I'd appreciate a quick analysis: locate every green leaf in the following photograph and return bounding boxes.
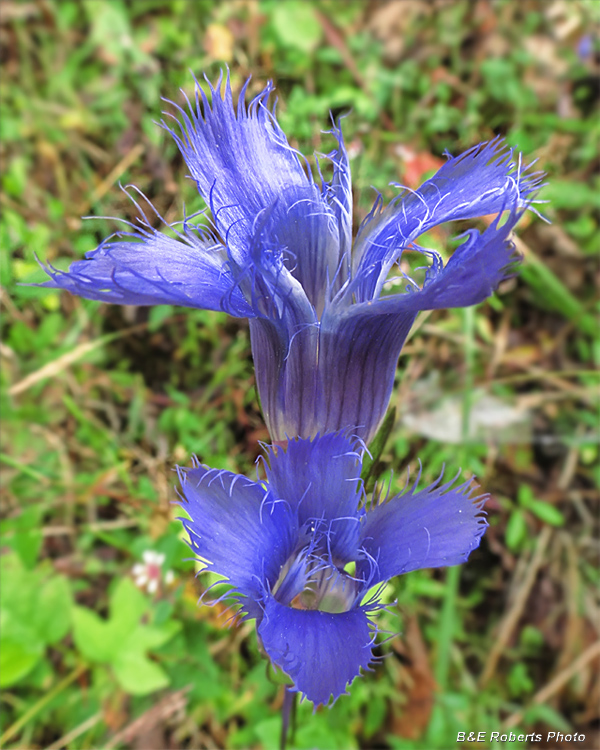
[148,305,175,332]
[38,576,72,644]
[72,606,118,663]
[106,577,148,644]
[271,1,322,53]
[527,499,565,527]
[112,650,170,695]
[363,691,387,737]
[0,555,72,650]
[85,0,132,66]
[124,621,180,654]
[523,703,571,732]
[266,661,293,687]
[519,485,565,526]
[2,506,44,569]
[505,510,528,551]
[72,578,178,692]
[542,179,600,211]
[520,256,596,336]
[507,662,534,697]
[253,718,281,750]
[0,637,42,687]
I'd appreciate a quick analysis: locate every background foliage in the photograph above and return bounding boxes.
[1,1,598,748]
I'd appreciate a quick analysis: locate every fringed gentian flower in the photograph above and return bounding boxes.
[40,73,543,444]
[177,432,487,706]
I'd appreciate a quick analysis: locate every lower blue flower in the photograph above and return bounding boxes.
[177,432,488,706]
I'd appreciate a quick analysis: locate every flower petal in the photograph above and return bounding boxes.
[357,205,523,314]
[351,138,542,301]
[249,315,322,437]
[162,74,310,263]
[247,196,324,440]
[358,471,488,585]
[307,206,523,444]
[256,185,340,317]
[177,463,296,616]
[315,307,416,445]
[263,434,364,560]
[321,119,353,289]
[39,211,254,316]
[258,595,375,706]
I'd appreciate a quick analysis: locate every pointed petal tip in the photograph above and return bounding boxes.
[259,598,377,707]
[359,467,490,583]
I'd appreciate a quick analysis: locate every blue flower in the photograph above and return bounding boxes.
[41,73,543,444]
[177,431,487,706]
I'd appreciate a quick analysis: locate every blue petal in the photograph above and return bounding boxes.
[247,196,323,439]
[178,462,296,616]
[320,119,353,288]
[308,207,523,444]
[39,208,254,316]
[356,205,522,314]
[255,185,340,317]
[358,471,488,585]
[351,138,542,301]
[249,316,320,440]
[263,434,364,560]
[162,73,311,264]
[314,307,416,445]
[258,595,375,706]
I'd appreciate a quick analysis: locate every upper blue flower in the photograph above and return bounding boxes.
[40,73,543,444]
[177,431,487,706]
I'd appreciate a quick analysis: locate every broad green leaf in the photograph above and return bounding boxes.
[271,1,322,53]
[106,577,148,641]
[0,555,72,649]
[11,528,43,570]
[112,650,170,695]
[0,557,37,630]
[72,606,118,663]
[37,575,72,644]
[0,637,42,687]
[124,621,180,654]
[2,505,44,569]
[253,718,281,750]
[363,690,387,737]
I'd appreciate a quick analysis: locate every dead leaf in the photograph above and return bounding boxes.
[391,615,436,739]
[205,23,234,62]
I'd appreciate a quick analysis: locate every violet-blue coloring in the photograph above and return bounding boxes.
[40,73,543,444]
[177,432,488,706]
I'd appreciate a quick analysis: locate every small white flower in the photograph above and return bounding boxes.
[142,550,165,566]
[131,550,174,594]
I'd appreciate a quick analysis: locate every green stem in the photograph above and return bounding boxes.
[0,664,86,746]
[461,306,475,444]
[435,565,460,690]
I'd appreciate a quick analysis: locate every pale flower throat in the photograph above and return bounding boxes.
[273,550,359,614]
